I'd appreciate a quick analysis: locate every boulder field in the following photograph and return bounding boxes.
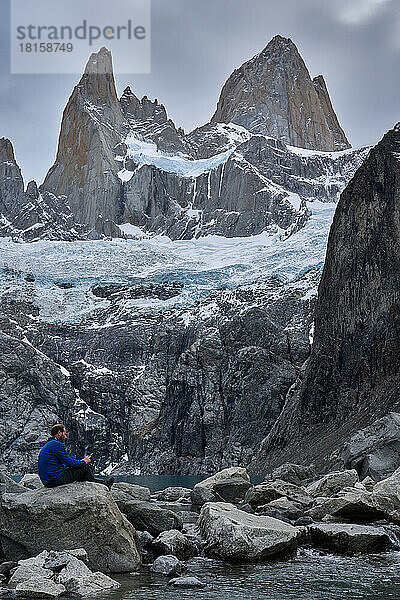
[1,463,400,596]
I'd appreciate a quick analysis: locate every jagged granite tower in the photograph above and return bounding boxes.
[211,35,350,151]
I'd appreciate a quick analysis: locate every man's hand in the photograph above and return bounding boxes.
[83,455,91,464]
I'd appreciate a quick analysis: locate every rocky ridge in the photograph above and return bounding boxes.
[1,39,366,242]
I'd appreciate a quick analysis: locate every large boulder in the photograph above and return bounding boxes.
[373,468,400,507]
[152,529,198,560]
[256,497,304,521]
[198,502,300,561]
[119,500,183,536]
[111,482,150,504]
[308,523,391,554]
[265,463,315,486]
[213,478,252,504]
[340,412,400,481]
[305,490,395,522]
[191,468,250,506]
[0,483,140,572]
[306,470,359,498]
[245,480,312,509]
[152,487,191,502]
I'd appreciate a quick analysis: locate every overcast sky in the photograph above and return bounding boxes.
[0,0,399,184]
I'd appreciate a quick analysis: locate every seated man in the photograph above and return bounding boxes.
[38,423,114,490]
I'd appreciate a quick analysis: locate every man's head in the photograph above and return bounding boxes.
[51,423,67,443]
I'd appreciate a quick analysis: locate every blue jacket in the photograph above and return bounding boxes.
[38,438,84,487]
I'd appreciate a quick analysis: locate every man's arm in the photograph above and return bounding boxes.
[54,441,85,468]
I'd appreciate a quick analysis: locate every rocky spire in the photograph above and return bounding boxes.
[211,35,350,152]
[0,138,24,216]
[42,47,124,228]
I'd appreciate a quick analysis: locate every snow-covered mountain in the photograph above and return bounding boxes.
[1,38,368,243]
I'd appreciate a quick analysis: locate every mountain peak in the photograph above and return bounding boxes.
[84,46,113,75]
[0,137,16,162]
[211,35,350,151]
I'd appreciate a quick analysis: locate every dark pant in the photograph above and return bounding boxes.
[52,464,106,487]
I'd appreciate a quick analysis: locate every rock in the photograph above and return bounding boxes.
[64,549,88,564]
[306,470,359,497]
[138,531,154,550]
[362,477,376,491]
[0,482,141,572]
[150,555,181,576]
[15,578,66,598]
[198,502,300,561]
[211,35,350,151]
[168,576,205,588]
[213,478,252,503]
[266,463,315,486]
[152,487,191,502]
[55,557,92,586]
[0,474,26,496]
[9,564,53,587]
[111,482,151,503]
[18,551,49,568]
[152,530,197,560]
[65,572,119,595]
[252,125,400,475]
[118,500,183,536]
[373,468,400,507]
[191,468,250,506]
[0,561,16,577]
[331,491,395,521]
[308,523,391,554]
[245,480,312,508]
[340,413,400,481]
[256,497,304,521]
[18,475,42,491]
[294,516,313,526]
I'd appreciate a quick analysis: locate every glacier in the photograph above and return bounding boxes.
[0,200,334,323]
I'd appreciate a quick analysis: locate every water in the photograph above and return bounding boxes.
[0,201,334,323]
[104,552,400,600]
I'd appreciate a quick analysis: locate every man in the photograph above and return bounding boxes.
[38,424,114,490]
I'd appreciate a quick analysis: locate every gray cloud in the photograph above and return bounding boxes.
[0,0,399,184]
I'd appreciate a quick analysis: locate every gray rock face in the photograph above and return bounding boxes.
[15,577,66,598]
[306,470,359,498]
[266,463,315,486]
[117,500,183,536]
[308,523,391,554]
[246,480,313,509]
[340,413,400,481]
[42,47,124,231]
[191,468,250,506]
[151,530,197,560]
[1,40,366,243]
[0,269,316,475]
[198,502,300,560]
[0,483,141,572]
[252,124,400,473]
[211,35,350,151]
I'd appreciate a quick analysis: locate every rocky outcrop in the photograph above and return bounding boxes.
[42,47,124,231]
[252,124,400,473]
[340,412,400,481]
[308,523,391,554]
[198,502,300,560]
[1,39,366,243]
[0,483,141,572]
[211,35,350,151]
